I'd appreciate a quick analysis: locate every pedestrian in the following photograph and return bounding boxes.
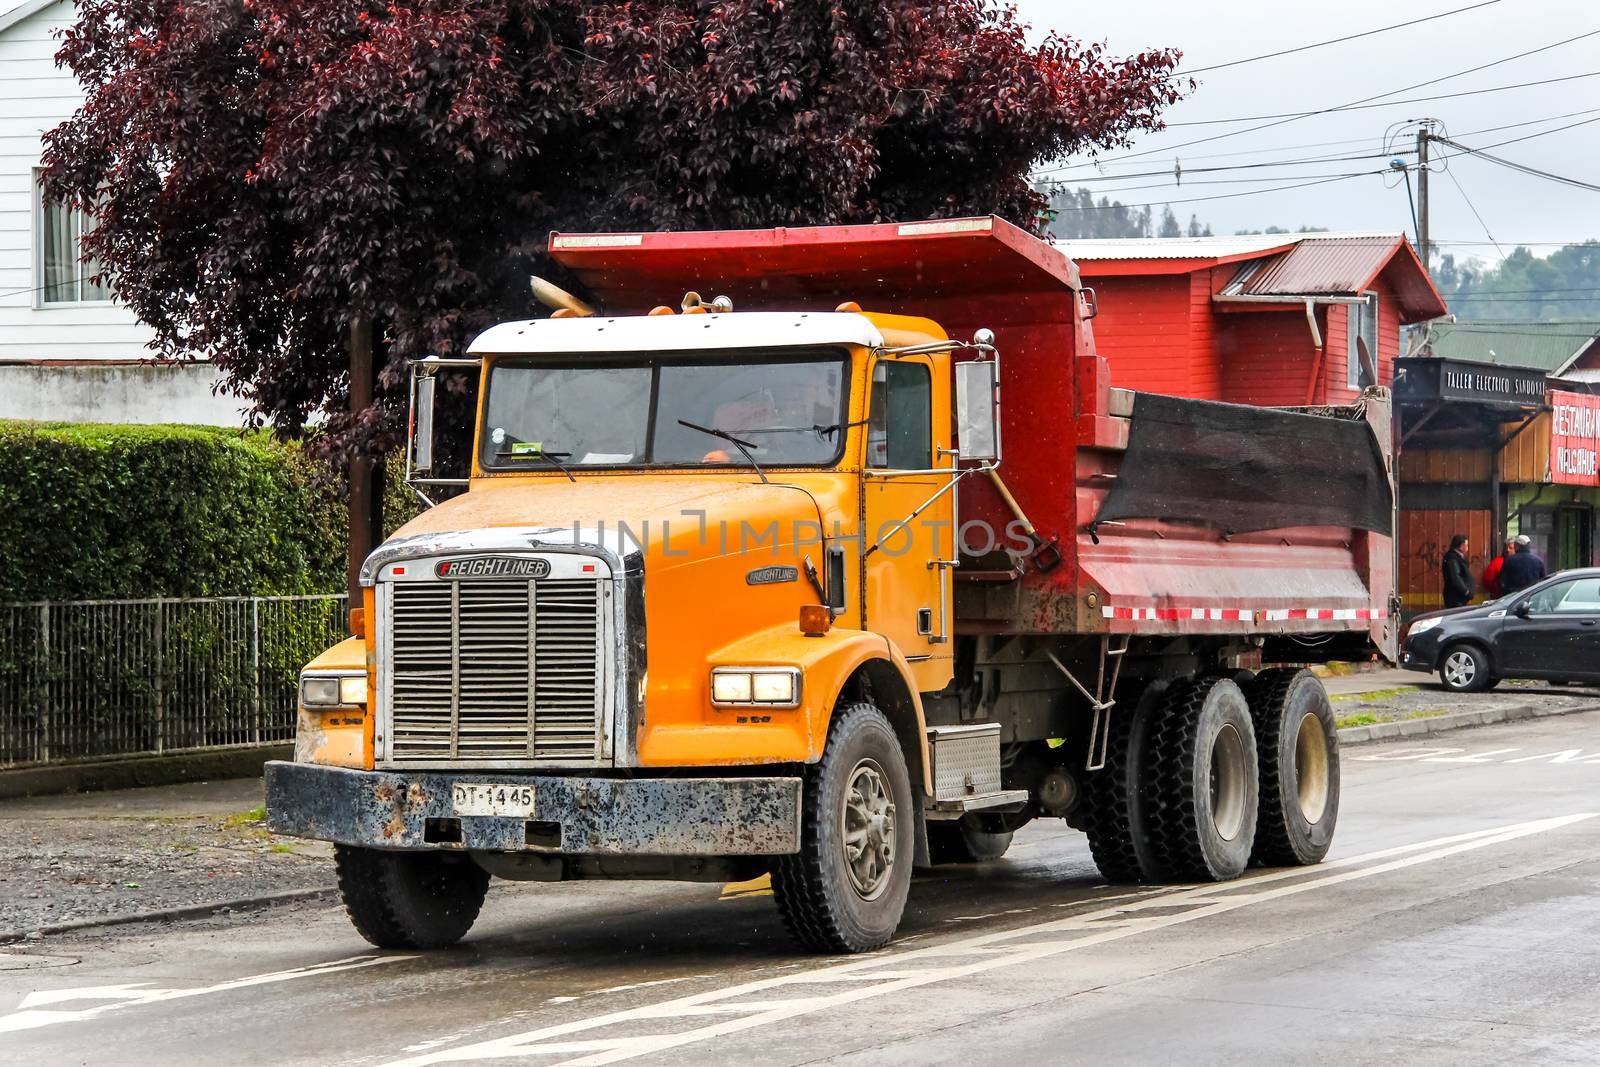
[1483,538,1515,598]
[1497,534,1548,596]
[1441,534,1474,609]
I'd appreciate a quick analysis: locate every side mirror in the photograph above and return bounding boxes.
[1513,601,1531,618]
[410,373,437,474]
[955,359,1000,463]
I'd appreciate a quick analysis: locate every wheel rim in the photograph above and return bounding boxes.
[1444,650,1476,688]
[1293,712,1331,823]
[1209,723,1248,842]
[841,758,897,900]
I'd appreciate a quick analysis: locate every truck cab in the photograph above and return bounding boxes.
[271,303,999,952]
[269,217,1384,953]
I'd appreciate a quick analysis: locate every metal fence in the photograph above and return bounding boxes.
[0,594,347,768]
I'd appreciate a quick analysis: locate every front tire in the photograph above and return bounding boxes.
[1440,644,1493,692]
[334,845,490,949]
[773,702,915,953]
[1246,669,1339,867]
[1140,676,1259,882]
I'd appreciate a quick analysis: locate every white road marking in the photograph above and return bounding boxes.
[0,953,413,1035]
[379,814,1594,1067]
[1424,747,1524,763]
[1505,750,1600,764]
[1354,745,1600,765]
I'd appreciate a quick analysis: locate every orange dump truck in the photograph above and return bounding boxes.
[266,217,1396,953]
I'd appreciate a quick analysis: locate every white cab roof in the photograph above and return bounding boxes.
[466,311,884,356]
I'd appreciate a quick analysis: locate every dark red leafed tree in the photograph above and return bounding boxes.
[43,1,1184,459]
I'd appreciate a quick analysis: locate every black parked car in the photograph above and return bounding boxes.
[1400,568,1600,692]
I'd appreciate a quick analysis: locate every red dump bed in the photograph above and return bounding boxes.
[551,216,1397,658]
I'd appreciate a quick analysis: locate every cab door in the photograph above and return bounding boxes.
[859,355,954,692]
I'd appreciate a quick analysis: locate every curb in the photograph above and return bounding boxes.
[1337,699,1600,747]
[0,744,291,800]
[0,885,338,946]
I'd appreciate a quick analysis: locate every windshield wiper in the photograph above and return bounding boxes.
[495,436,577,482]
[739,417,868,443]
[676,420,769,484]
[522,449,577,482]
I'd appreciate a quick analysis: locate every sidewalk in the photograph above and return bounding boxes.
[0,777,333,938]
[1318,667,1423,697]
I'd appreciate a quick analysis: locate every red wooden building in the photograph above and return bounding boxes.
[1052,233,1447,405]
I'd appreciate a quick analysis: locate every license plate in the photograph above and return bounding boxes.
[452,782,536,818]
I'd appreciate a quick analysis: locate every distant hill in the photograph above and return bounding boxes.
[1435,242,1600,321]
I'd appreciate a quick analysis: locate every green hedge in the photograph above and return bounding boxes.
[0,421,349,601]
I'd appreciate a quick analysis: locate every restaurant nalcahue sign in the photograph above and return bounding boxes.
[1549,389,1600,486]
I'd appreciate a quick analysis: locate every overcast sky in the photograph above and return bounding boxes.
[1012,0,1600,263]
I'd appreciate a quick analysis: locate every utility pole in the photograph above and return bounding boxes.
[1415,125,1432,276]
[347,319,383,613]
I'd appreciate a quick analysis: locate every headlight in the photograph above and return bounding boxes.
[710,667,801,708]
[300,672,367,708]
[1407,616,1443,637]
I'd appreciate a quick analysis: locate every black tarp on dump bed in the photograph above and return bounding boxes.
[1092,392,1393,537]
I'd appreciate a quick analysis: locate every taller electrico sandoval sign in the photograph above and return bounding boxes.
[1549,389,1600,486]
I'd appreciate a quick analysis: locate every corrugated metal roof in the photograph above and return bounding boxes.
[1225,236,1403,297]
[1048,234,1301,261]
[1424,320,1600,373]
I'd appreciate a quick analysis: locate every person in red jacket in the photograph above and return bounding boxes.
[1483,539,1516,599]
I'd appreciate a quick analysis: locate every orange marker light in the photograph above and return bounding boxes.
[551,308,580,319]
[648,305,675,316]
[799,605,832,636]
[835,300,862,313]
[348,608,367,638]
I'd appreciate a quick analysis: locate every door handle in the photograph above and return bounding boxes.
[1581,620,1598,627]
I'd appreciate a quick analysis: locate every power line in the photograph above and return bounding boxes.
[1046,105,1600,176]
[1047,113,1600,206]
[1446,295,1600,302]
[1444,165,1505,258]
[1438,121,1600,193]
[1055,149,1412,186]
[1176,0,1504,76]
[1044,29,1600,174]
[1045,170,1389,211]
[1433,239,1598,246]
[1453,287,1600,295]
[1051,170,1387,199]
[1157,70,1600,128]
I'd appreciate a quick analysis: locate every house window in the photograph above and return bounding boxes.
[35,173,111,305]
[1347,293,1378,389]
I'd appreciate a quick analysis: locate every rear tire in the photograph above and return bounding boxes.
[773,702,915,953]
[1079,683,1162,883]
[1245,669,1339,867]
[927,816,1014,864]
[1140,676,1259,882]
[334,845,490,949]
[1440,644,1492,692]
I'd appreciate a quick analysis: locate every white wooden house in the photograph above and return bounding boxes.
[0,0,241,424]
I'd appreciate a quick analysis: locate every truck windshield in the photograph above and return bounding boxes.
[480,351,849,470]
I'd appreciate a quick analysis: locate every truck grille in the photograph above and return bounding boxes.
[385,577,604,762]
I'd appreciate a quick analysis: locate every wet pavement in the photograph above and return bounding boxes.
[3,709,1599,1065]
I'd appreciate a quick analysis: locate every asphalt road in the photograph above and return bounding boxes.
[4,711,1600,1066]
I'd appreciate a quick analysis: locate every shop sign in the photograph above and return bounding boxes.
[1394,358,1548,407]
[1549,389,1600,486]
